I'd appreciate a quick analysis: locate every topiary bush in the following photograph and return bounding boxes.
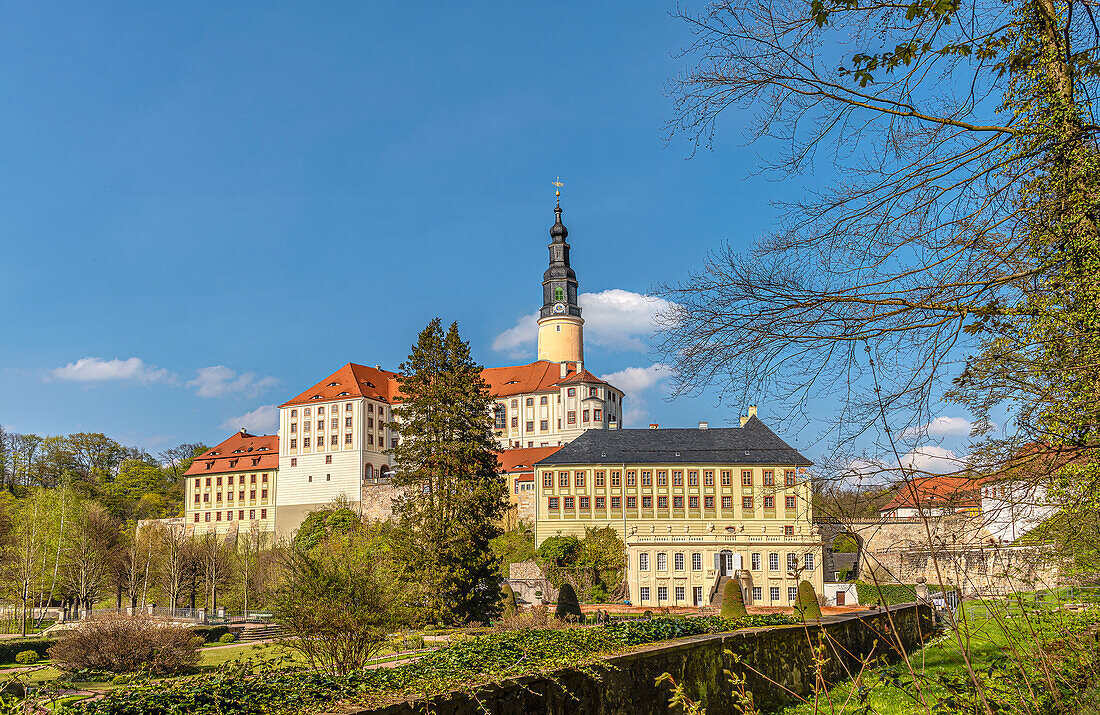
[795,580,823,620]
[218,633,237,644]
[555,583,582,622]
[14,650,38,665]
[49,614,203,674]
[500,584,518,618]
[721,580,748,618]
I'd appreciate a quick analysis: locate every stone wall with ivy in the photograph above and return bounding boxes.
[361,603,934,714]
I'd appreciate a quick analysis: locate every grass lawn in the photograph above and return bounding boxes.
[778,596,1100,715]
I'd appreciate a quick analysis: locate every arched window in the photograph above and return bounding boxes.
[554,286,564,301]
[365,464,374,481]
[380,465,390,481]
[494,405,507,430]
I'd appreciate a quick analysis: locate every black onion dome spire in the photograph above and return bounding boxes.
[540,200,581,320]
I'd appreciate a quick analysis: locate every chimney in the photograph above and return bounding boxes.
[698,421,709,430]
[577,361,584,375]
[739,415,749,427]
[608,420,618,431]
[748,405,758,418]
[375,365,381,370]
[560,362,568,378]
[649,423,659,430]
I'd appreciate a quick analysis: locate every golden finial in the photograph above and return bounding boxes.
[552,176,564,198]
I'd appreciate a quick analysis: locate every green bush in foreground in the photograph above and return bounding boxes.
[14,650,38,665]
[555,583,582,622]
[721,581,748,618]
[65,614,797,715]
[218,633,237,644]
[794,581,822,621]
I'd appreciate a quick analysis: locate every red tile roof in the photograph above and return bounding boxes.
[280,363,402,408]
[482,361,616,397]
[497,446,564,473]
[184,430,279,476]
[557,369,609,387]
[880,476,982,514]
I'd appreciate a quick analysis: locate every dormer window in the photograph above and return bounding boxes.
[365,381,375,388]
[205,461,214,470]
[311,395,322,400]
[338,391,350,396]
[327,382,339,387]
[554,286,564,301]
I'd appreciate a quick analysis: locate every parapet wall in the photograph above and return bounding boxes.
[354,603,934,715]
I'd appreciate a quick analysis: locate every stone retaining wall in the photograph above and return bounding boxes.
[346,603,934,715]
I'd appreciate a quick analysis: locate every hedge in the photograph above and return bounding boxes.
[190,626,231,643]
[0,638,56,664]
[854,582,954,606]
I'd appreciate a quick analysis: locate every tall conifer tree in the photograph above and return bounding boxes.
[390,319,508,624]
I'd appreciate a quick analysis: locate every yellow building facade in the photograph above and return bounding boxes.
[184,429,278,537]
[533,413,823,608]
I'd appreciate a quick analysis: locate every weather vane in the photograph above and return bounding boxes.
[552,176,564,198]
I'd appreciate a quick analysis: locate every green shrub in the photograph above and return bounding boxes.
[555,583,582,621]
[190,625,230,643]
[721,581,748,618]
[855,581,921,606]
[14,650,38,665]
[0,638,55,664]
[217,633,237,644]
[49,614,203,674]
[500,584,518,617]
[794,580,822,620]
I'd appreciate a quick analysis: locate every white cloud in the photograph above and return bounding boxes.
[492,289,676,357]
[838,446,966,488]
[898,416,977,439]
[51,357,176,385]
[898,445,965,475]
[188,366,279,398]
[221,404,278,434]
[601,363,674,427]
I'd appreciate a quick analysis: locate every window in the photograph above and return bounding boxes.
[261,489,268,499]
[543,473,553,488]
[627,496,637,509]
[611,471,621,487]
[742,470,753,486]
[751,553,761,570]
[567,387,576,397]
[626,471,636,486]
[763,496,775,509]
[303,438,310,448]
[511,417,518,428]
[784,525,795,536]
[318,406,325,414]
[194,494,200,504]
[611,496,621,509]
[554,285,564,301]
[317,420,323,430]
[290,409,297,418]
[563,496,574,509]
[574,471,585,488]
[250,509,256,520]
[769,553,780,571]
[304,408,310,417]
[752,587,762,602]
[368,435,374,445]
[743,496,754,509]
[325,455,333,464]
[641,471,652,487]
[579,496,589,509]
[595,471,605,486]
[673,496,684,509]
[770,587,781,602]
[657,586,668,601]
[595,496,605,509]
[675,586,685,601]
[330,435,338,445]
[642,496,652,509]
[250,490,256,500]
[593,409,602,422]
[368,418,374,428]
[203,494,209,503]
[331,418,338,429]
[238,490,244,500]
[346,403,353,411]
[589,387,598,397]
[704,496,715,509]
[722,496,733,509]
[671,471,681,486]
[785,470,796,486]
[639,553,650,571]
[805,553,815,570]
[582,410,589,422]
[540,396,548,405]
[205,478,211,487]
[674,553,685,570]
[567,411,576,424]
[559,471,569,487]
[721,470,732,485]
[526,397,534,406]
[692,553,702,570]
[789,587,799,602]
[261,509,267,519]
[689,496,699,509]
[787,553,798,571]
[786,496,797,509]
[239,510,244,520]
[704,471,714,486]
[290,458,297,466]
[345,434,352,444]
[511,399,518,408]
[526,421,534,432]
[494,406,507,429]
[540,420,548,431]
[689,472,699,486]
[205,513,210,522]
[640,587,651,602]
[548,497,559,510]
[763,470,774,486]
[216,511,222,521]
[657,496,668,509]
[194,514,199,523]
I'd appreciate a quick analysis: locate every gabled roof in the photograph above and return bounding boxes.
[482,360,618,397]
[280,363,402,408]
[497,446,564,474]
[184,430,279,476]
[534,416,812,467]
[880,476,982,513]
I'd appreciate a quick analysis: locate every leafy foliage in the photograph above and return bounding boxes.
[554,583,582,621]
[794,580,822,621]
[292,503,361,551]
[49,614,202,674]
[721,580,748,618]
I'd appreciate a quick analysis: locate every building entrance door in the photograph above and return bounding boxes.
[693,586,703,606]
[719,551,742,576]
[836,591,846,606]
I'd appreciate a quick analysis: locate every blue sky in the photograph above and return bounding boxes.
[0,2,975,471]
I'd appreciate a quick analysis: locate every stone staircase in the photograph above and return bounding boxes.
[710,576,731,608]
[238,623,286,642]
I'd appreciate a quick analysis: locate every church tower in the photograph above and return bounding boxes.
[536,198,584,363]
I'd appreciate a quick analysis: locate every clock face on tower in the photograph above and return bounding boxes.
[553,302,566,314]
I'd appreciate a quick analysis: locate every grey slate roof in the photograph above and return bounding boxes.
[535,416,812,467]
